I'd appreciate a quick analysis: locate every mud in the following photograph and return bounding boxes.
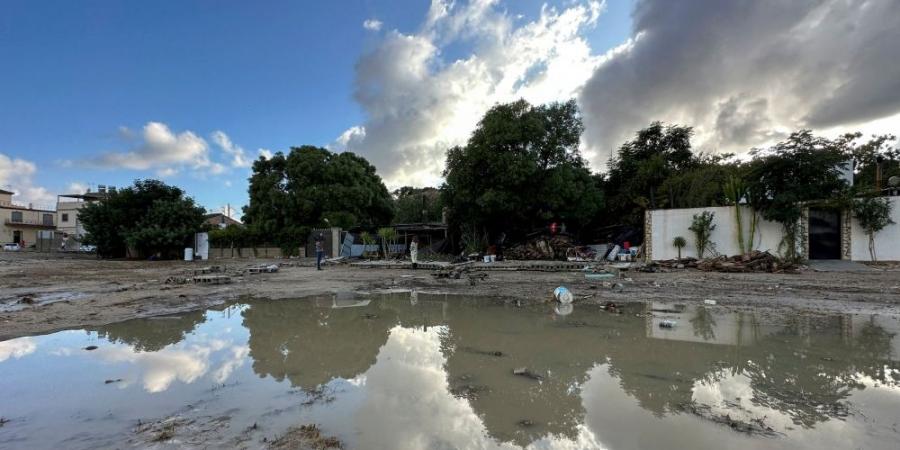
[2,252,900,341]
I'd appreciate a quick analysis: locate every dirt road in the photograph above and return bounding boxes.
[2,252,899,340]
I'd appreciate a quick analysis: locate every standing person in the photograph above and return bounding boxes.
[409,236,419,269]
[315,233,325,270]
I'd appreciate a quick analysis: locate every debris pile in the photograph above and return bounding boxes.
[654,251,797,273]
[506,234,575,261]
[696,251,797,273]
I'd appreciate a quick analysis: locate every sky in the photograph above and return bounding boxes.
[1,0,898,216]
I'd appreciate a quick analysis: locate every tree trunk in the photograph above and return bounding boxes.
[869,233,877,262]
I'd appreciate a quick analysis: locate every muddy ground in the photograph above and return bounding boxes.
[2,252,899,341]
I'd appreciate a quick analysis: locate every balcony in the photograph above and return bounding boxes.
[4,218,56,228]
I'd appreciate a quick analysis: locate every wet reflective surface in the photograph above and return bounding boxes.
[1,293,899,449]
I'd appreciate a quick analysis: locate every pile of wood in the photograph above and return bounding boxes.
[506,234,575,261]
[654,251,797,273]
[697,251,797,273]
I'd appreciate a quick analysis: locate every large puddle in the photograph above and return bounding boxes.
[1,292,899,449]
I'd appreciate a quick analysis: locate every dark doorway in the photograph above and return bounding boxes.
[808,209,841,260]
[13,230,22,245]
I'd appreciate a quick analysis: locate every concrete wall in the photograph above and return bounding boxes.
[850,196,900,261]
[648,206,786,260]
[209,247,287,259]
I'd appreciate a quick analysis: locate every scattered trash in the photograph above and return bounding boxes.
[517,419,536,428]
[658,320,677,329]
[513,367,545,381]
[84,345,98,351]
[18,295,35,305]
[553,286,573,304]
[704,299,717,305]
[611,283,624,293]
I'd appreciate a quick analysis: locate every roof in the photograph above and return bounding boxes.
[0,188,14,195]
[58,192,107,201]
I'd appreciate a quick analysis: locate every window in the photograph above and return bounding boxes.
[62,213,69,222]
[11,211,22,223]
[43,214,53,226]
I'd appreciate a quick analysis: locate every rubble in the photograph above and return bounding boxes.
[506,234,576,261]
[653,251,798,273]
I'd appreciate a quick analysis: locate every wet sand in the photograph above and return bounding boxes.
[2,252,900,341]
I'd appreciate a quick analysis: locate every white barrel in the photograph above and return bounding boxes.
[184,248,194,261]
[554,286,573,304]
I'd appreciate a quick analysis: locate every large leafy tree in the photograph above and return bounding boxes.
[441,99,602,241]
[80,179,205,258]
[745,130,851,259]
[604,122,699,225]
[243,146,393,249]
[393,187,443,223]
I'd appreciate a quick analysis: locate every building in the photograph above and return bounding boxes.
[56,187,110,239]
[643,195,900,262]
[1,188,57,246]
[205,212,242,229]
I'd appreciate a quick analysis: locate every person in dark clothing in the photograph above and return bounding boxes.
[315,233,325,270]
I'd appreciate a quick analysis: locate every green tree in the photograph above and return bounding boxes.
[689,211,716,258]
[243,146,394,252]
[442,99,602,241]
[851,196,894,261]
[745,130,851,260]
[393,187,443,223]
[79,179,205,258]
[604,122,698,225]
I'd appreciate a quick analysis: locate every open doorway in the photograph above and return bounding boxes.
[13,230,22,245]
[808,209,841,260]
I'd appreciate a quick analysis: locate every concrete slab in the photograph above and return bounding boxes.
[807,260,875,272]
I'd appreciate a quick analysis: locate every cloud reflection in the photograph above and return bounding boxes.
[0,337,37,362]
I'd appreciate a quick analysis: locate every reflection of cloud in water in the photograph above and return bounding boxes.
[0,337,37,362]
[88,339,249,393]
[352,325,604,449]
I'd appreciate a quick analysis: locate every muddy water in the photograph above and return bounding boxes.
[1,292,899,449]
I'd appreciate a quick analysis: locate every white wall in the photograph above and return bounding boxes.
[650,206,785,260]
[850,196,900,261]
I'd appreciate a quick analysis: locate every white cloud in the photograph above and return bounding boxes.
[66,182,89,194]
[89,122,211,172]
[258,148,273,159]
[579,0,900,165]
[363,19,383,31]
[211,130,252,168]
[334,0,606,188]
[0,152,56,206]
[83,122,257,178]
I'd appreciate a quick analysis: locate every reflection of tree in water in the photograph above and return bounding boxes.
[241,296,401,390]
[603,310,900,429]
[689,306,717,341]
[89,310,207,352]
[736,315,899,428]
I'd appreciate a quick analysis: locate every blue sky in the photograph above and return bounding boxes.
[0,0,632,214]
[5,1,896,215]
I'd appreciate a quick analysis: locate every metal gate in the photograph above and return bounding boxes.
[808,209,841,260]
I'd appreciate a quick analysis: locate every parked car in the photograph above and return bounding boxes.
[79,244,97,253]
[3,243,22,251]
